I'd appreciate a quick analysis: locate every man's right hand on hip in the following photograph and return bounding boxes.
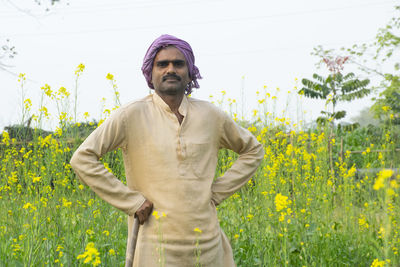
[135,200,153,225]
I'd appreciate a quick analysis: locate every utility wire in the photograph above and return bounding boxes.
[0,0,224,16]
[0,0,395,16]
[0,0,396,37]
[59,0,397,16]
[55,0,221,13]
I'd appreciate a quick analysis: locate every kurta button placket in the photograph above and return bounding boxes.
[178,127,185,157]
[178,119,188,176]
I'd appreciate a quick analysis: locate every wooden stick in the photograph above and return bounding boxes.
[125,217,140,267]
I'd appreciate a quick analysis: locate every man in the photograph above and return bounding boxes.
[70,34,264,267]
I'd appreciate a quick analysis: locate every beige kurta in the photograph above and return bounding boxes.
[70,93,264,267]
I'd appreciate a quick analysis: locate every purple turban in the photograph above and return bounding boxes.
[141,34,202,95]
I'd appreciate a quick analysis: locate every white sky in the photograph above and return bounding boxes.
[0,0,398,131]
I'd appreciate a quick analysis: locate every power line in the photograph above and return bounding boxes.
[56,0,222,13]
[0,0,396,37]
[60,0,397,17]
[0,0,224,17]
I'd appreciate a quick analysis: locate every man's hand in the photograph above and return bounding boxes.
[135,200,153,225]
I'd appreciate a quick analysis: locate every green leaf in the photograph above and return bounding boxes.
[316,116,328,125]
[299,87,324,99]
[340,88,371,101]
[320,111,332,116]
[333,111,346,120]
[312,73,326,84]
[343,72,355,81]
[335,73,343,83]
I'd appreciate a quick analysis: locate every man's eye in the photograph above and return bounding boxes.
[157,62,168,67]
[174,61,185,67]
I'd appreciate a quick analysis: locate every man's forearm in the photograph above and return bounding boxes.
[70,144,146,216]
[211,142,264,205]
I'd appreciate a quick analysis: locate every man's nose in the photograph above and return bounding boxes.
[166,62,176,73]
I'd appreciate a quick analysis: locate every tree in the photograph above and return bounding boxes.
[371,75,400,125]
[311,5,400,125]
[299,56,371,124]
[368,5,400,125]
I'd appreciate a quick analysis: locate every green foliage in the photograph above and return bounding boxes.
[371,75,400,125]
[300,74,330,99]
[369,5,400,125]
[375,5,400,61]
[2,125,52,142]
[300,71,371,123]
[63,121,98,139]
[2,117,400,266]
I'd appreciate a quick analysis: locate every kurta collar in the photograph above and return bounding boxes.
[152,92,188,117]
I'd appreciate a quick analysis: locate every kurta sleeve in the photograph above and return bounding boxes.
[70,108,146,216]
[211,112,264,205]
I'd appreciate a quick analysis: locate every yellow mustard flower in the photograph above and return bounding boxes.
[275,193,289,212]
[370,258,386,267]
[77,242,101,266]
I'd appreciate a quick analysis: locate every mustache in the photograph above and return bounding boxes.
[162,74,181,81]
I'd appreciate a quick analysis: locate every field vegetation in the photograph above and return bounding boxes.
[0,64,399,266]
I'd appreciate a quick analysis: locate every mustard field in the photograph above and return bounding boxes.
[0,69,399,266]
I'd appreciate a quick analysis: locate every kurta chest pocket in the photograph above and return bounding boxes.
[187,142,217,178]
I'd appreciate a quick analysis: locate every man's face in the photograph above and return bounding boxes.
[151,46,191,96]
